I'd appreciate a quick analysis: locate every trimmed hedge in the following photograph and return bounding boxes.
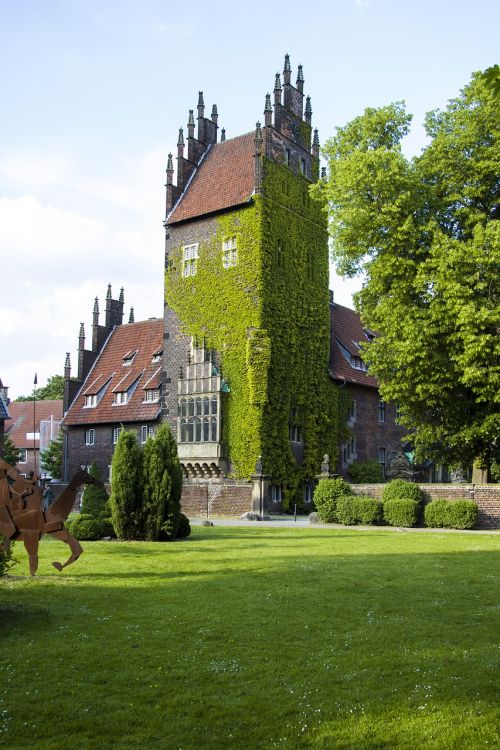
[348,460,384,484]
[382,480,425,504]
[336,495,382,525]
[68,515,115,541]
[383,499,419,527]
[313,478,352,523]
[424,500,478,530]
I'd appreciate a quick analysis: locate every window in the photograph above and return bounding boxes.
[182,243,198,277]
[122,351,136,366]
[222,236,237,268]
[114,391,128,405]
[144,389,160,403]
[112,427,122,444]
[378,400,386,423]
[284,148,291,166]
[395,403,402,423]
[151,350,162,363]
[300,157,306,175]
[289,407,303,443]
[18,448,27,464]
[84,394,97,408]
[351,356,367,371]
[379,447,386,473]
[270,484,282,504]
[85,429,95,446]
[303,483,312,504]
[141,425,156,443]
[211,396,218,415]
[348,400,357,425]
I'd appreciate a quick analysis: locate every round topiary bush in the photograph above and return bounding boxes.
[383,499,419,527]
[425,499,478,529]
[176,512,191,539]
[382,480,425,504]
[69,514,115,541]
[348,460,384,484]
[313,478,352,523]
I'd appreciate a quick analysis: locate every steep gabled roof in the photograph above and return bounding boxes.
[329,302,378,388]
[5,400,63,448]
[167,132,256,224]
[63,319,163,426]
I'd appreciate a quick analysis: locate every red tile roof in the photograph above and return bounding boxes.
[5,400,63,448]
[168,133,256,224]
[63,319,163,426]
[329,302,379,388]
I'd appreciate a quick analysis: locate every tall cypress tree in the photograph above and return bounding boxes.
[142,423,182,541]
[110,429,144,540]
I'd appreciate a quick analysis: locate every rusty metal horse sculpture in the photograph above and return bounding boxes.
[0,458,104,575]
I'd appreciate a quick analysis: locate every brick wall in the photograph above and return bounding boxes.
[180,482,253,517]
[351,483,500,529]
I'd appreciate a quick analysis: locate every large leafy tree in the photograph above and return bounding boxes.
[142,424,182,541]
[15,374,65,402]
[315,72,499,471]
[109,429,144,540]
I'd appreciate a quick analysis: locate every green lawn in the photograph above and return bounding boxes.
[1,526,499,749]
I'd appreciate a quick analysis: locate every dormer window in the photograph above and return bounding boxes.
[114,391,128,405]
[144,388,160,403]
[183,243,198,277]
[151,350,162,364]
[84,394,97,408]
[122,350,137,366]
[222,237,237,268]
[351,356,367,371]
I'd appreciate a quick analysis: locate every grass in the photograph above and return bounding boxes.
[1,526,499,749]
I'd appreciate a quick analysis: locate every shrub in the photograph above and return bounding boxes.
[313,478,352,523]
[425,500,478,530]
[143,424,183,541]
[110,429,144,540]
[69,514,115,541]
[348,460,384,484]
[382,480,425,504]
[0,536,17,576]
[383,499,419,527]
[81,462,109,517]
[336,495,382,525]
[176,513,191,539]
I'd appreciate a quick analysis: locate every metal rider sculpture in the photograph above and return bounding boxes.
[0,458,104,575]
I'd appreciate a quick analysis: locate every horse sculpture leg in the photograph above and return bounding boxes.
[49,528,83,572]
[22,531,40,576]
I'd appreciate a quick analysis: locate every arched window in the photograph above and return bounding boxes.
[187,418,194,443]
[180,419,187,443]
[180,399,187,417]
[195,397,202,416]
[211,395,218,415]
[188,398,194,417]
[210,417,217,442]
[203,397,210,416]
[203,417,210,442]
[195,417,202,442]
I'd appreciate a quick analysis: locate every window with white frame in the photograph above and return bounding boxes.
[113,391,128,405]
[144,388,160,403]
[18,448,27,463]
[222,236,237,268]
[85,428,95,446]
[141,425,156,443]
[112,427,122,444]
[182,243,199,277]
[84,394,97,408]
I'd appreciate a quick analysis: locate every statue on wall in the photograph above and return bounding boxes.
[0,458,104,576]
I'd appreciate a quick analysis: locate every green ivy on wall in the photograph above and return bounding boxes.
[165,156,345,510]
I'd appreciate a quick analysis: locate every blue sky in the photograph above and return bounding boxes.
[1,0,498,398]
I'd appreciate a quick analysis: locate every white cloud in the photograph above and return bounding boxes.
[353,0,374,6]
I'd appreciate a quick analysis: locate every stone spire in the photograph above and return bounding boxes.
[274,73,282,107]
[221,128,226,143]
[296,64,304,94]
[187,110,195,139]
[166,152,174,185]
[305,96,312,126]
[264,93,272,127]
[283,53,291,85]
[128,307,135,323]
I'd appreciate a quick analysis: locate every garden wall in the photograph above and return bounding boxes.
[180,482,253,518]
[351,484,500,529]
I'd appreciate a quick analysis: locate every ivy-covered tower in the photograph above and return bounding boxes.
[163,56,341,509]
